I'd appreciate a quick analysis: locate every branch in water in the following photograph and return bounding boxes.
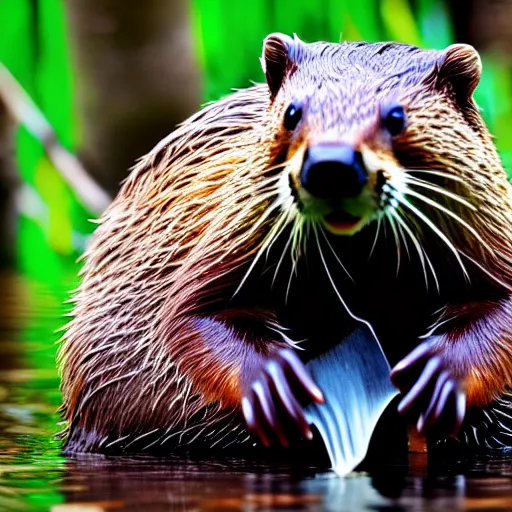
[0,62,112,216]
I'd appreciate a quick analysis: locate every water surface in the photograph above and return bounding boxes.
[1,270,511,511]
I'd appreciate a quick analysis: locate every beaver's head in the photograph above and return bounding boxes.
[261,33,489,243]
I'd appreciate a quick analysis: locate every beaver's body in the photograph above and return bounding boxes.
[59,35,512,454]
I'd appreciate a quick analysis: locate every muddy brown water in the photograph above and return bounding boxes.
[1,270,511,512]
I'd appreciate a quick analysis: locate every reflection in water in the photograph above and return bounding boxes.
[0,270,511,511]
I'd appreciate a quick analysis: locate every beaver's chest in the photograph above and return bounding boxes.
[276,256,442,365]
[241,231,474,366]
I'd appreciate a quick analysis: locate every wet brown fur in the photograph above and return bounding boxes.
[58,35,512,453]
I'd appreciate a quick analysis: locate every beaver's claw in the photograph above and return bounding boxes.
[241,348,324,448]
[390,341,466,439]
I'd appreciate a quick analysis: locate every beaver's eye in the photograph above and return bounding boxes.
[383,105,406,136]
[284,103,303,131]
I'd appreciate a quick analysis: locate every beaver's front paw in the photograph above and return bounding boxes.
[390,341,466,439]
[241,348,324,448]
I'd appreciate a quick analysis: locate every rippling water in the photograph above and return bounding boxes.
[1,269,512,511]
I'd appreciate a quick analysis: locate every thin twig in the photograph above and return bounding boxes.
[0,62,112,216]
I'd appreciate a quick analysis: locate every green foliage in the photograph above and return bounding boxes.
[475,56,512,173]
[0,0,94,285]
[191,0,454,98]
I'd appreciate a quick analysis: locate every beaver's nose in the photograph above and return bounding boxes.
[300,143,368,199]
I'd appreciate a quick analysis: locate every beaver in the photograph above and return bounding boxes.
[58,33,512,455]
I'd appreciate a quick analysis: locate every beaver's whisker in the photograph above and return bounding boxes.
[385,212,402,277]
[319,226,354,283]
[264,208,292,261]
[292,215,304,265]
[389,208,440,293]
[233,199,293,297]
[312,224,378,336]
[390,189,470,283]
[285,232,296,305]
[286,258,295,305]
[266,210,292,251]
[286,213,304,304]
[303,218,312,271]
[267,209,296,288]
[298,216,309,262]
[313,222,341,303]
[403,176,476,211]
[405,168,465,184]
[404,186,512,269]
[400,185,493,253]
[272,227,293,288]
[390,207,428,289]
[368,216,382,261]
[394,212,411,261]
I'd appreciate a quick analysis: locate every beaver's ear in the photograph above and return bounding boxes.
[261,33,300,99]
[436,44,482,101]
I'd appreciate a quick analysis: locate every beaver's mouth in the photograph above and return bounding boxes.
[323,210,365,235]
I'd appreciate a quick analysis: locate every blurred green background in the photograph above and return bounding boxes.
[0,0,511,289]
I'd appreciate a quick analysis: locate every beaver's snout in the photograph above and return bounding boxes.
[300,143,368,199]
